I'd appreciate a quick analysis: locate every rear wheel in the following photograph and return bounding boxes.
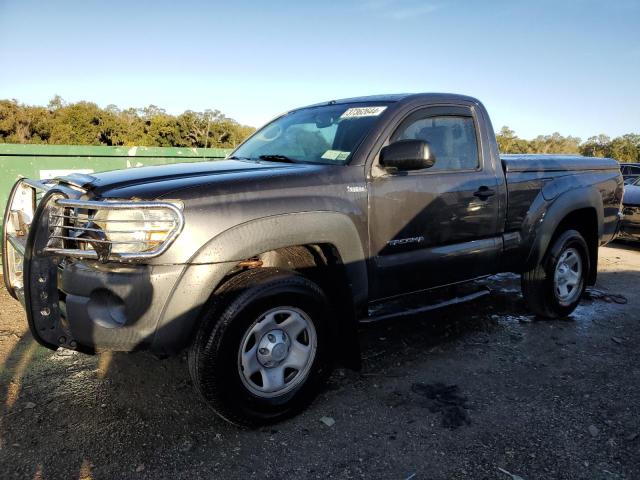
[521,229,589,318]
[188,268,332,427]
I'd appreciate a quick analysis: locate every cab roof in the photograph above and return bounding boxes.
[302,93,480,109]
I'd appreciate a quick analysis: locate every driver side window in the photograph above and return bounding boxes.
[391,113,479,171]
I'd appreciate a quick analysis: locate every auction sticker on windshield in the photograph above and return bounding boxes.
[340,106,387,119]
[321,150,350,161]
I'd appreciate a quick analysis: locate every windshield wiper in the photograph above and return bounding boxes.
[227,155,253,161]
[258,154,298,163]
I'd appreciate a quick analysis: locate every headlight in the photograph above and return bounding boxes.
[92,207,177,254]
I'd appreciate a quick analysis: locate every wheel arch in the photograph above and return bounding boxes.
[189,211,367,303]
[153,212,366,367]
[527,187,602,285]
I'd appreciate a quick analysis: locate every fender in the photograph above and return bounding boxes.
[524,185,603,271]
[152,211,368,357]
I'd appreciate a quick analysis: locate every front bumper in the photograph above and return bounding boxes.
[57,261,184,352]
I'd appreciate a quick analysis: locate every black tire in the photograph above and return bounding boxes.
[188,267,332,427]
[521,229,590,318]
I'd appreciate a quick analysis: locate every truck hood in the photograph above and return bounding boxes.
[55,160,304,198]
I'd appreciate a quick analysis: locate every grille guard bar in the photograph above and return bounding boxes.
[42,198,185,262]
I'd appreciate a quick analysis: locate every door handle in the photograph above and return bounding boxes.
[473,186,495,200]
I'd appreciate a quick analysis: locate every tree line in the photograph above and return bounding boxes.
[1,97,638,162]
[496,126,640,163]
[0,97,256,148]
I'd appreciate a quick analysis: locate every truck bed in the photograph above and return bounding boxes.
[499,154,621,234]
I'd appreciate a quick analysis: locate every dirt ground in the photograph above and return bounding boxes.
[1,244,639,479]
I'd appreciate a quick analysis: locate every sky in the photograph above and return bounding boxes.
[0,0,639,140]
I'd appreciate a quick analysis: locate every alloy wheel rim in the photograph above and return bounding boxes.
[553,247,583,305]
[238,307,317,398]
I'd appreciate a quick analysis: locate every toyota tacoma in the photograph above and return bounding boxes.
[2,93,624,426]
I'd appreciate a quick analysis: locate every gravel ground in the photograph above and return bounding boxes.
[1,244,639,479]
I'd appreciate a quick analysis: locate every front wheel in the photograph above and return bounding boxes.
[188,268,332,427]
[521,229,590,318]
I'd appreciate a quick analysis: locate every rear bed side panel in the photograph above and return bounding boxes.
[501,171,549,232]
[500,158,623,273]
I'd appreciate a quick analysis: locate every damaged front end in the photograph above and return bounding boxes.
[2,177,184,353]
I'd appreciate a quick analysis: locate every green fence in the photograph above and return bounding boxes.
[0,143,231,263]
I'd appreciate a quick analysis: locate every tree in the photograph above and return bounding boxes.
[580,134,611,158]
[176,110,210,147]
[528,132,581,154]
[47,95,65,111]
[496,126,529,153]
[0,99,50,143]
[609,134,640,163]
[48,101,105,145]
[143,111,180,147]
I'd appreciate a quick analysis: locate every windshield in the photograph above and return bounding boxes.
[231,102,391,165]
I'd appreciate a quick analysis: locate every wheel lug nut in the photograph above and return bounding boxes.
[267,334,276,342]
[259,348,269,355]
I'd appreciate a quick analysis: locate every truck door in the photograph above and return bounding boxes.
[367,105,502,300]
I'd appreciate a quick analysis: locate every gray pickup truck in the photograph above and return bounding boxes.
[3,93,623,426]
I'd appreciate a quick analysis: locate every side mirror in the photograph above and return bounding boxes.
[380,139,436,171]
